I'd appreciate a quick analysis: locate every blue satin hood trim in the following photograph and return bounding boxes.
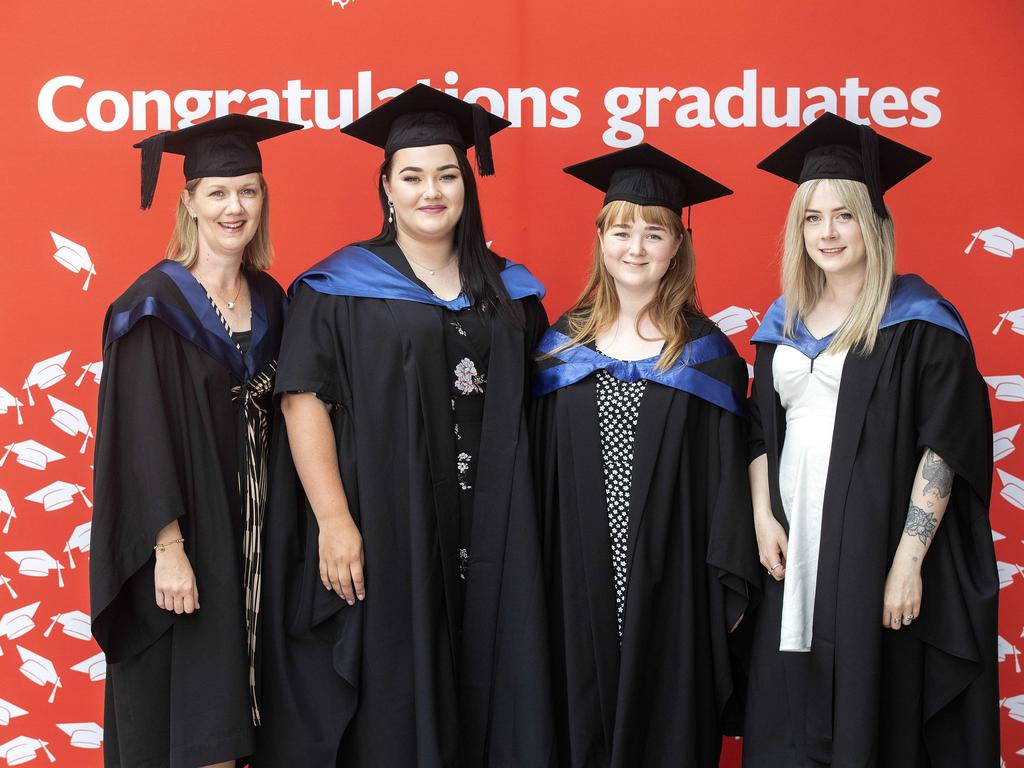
[750,273,971,359]
[291,245,546,309]
[533,329,747,417]
[104,261,274,382]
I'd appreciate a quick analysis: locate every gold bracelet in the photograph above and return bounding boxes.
[154,537,185,553]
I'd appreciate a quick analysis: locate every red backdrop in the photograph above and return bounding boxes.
[2,0,1023,764]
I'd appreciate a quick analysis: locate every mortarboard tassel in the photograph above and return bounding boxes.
[858,124,888,220]
[471,103,495,177]
[139,133,167,210]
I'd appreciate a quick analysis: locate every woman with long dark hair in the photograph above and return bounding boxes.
[741,113,998,766]
[91,114,299,767]
[255,85,553,767]
[532,144,760,767]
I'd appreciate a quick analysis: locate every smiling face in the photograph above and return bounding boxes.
[183,173,264,259]
[382,144,466,244]
[600,212,682,296]
[802,179,867,282]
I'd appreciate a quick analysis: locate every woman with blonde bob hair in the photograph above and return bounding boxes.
[532,143,760,767]
[90,114,299,768]
[741,113,998,767]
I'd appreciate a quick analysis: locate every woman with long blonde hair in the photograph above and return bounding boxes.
[91,114,299,768]
[742,113,998,766]
[532,144,760,767]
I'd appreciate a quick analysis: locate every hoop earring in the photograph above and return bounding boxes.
[387,200,395,224]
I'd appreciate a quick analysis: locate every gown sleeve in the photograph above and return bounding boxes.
[747,342,770,463]
[90,316,191,662]
[275,283,351,407]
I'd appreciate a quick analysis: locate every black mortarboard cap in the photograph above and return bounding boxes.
[133,113,302,210]
[340,83,511,176]
[563,143,733,219]
[756,112,931,219]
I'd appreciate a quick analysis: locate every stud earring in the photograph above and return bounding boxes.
[387,200,395,224]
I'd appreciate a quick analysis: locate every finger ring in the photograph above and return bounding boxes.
[770,563,782,572]
[903,614,914,621]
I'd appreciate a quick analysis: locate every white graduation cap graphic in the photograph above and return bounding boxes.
[747,362,755,380]
[0,390,23,426]
[0,699,28,727]
[0,736,55,765]
[985,376,1024,403]
[0,491,13,535]
[995,425,1021,462]
[1003,694,1024,723]
[15,646,61,702]
[43,610,90,641]
[74,361,102,387]
[20,352,71,407]
[0,441,64,472]
[64,522,91,570]
[997,561,1024,589]
[4,552,64,588]
[56,722,102,750]
[46,396,93,453]
[0,576,16,600]
[997,469,1024,511]
[993,529,1006,542]
[50,231,95,290]
[993,308,1024,336]
[965,227,1024,258]
[24,481,91,512]
[710,306,762,336]
[999,635,1022,672]
[70,651,106,682]
[0,603,39,643]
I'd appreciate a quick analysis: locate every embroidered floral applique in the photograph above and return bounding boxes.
[450,319,468,337]
[454,423,461,440]
[454,358,486,395]
[459,548,469,579]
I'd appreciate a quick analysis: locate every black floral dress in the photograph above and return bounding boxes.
[444,306,491,582]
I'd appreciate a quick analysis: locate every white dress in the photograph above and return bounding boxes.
[773,344,849,652]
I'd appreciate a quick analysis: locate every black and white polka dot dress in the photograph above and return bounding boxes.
[595,368,646,639]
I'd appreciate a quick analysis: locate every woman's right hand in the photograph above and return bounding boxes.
[154,548,200,614]
[319,515,365,605]
[754,512,788,581]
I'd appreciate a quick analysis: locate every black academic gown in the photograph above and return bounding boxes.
[532,315,761,768]
[90,261,285,768]
[742,315,999,767]
[254,243,555,768]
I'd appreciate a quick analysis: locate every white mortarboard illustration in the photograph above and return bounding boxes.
[995,425,1021,462]
[993,308,1024,336]
[998,635,1021,672]
[0,577,16,600]
[24,481,92,512]
[74,362,102,387]
[998,469,1024,510]
[56,723,102,750]
[0,441,64,472]
[20,352,71,407]
[64,522,91,570]
[70,651,106,682]
[747,362,755,380]
[43,610,91,641]
[14,646,61,702]
[0,699,28,727]
[993,529,1006,542]
[0,491,13,535]
[0,603,39,642]
[0,736,55,765]
[50,231,95,290]
[0,390,23,426]
[1003,694,1024,723]
[985,376,1024,403]
[965,227,1024,258]
[4,552,64,588]
[46,396,93,453]
[997,561,1024,589]
[710,306,762,336]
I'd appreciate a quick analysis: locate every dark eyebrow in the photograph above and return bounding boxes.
[398,164,461,173]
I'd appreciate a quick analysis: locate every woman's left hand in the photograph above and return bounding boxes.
[882,556,922,631]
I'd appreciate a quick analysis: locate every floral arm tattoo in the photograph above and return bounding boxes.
[902,449,952,549]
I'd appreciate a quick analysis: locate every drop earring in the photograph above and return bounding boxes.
[388,200,395,224]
